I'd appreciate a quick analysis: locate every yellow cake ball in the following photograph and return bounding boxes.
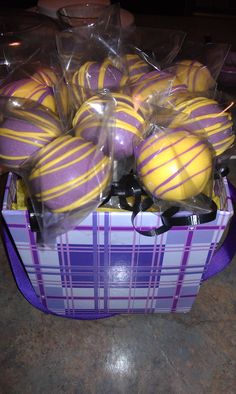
[135,129,212,201]
[172,60,215,92]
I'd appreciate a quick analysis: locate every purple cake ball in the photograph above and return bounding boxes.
[73,94,145,160]
[124,53,151,84]
[169,96,235,156]
[0,107,62,169]
[71,59,129,107]
[132,70,188,113]
[0,78,57,113]
[29,135,111,212]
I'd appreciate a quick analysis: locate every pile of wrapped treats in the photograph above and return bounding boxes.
[0,34,235,225]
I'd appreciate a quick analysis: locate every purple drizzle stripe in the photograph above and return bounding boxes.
[146,232,158,312]
[73,224,224,232]
[154,143,209,194]
[171,229,194,312]
[201,242,216,281]
[151,232,166,311]
[128,216,138,312]
[103,212,110,311]
[92,212,99,310]
[138,135,185,173]
[58,236,70,312]
[65,232,75,313]
[7,224,27,228]
[26,211,47,307]
[45,294,197,301]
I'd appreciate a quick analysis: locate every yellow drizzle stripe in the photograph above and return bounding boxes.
[33,136,70,163]
[111,93,134,105]
[36,156,109,200]
[34,137,91,169]
[10,110,60,135]
[188,67,198,91]
[134,80,172,99]
[0,153,28,160]
[175,97,216,112]
[52,173,111,212]
[98,59,110,89]
[31,141,93,177]
[0,131,46,147]
[33,146,97,178]
[75,117,142,136]
[32,137,76,170]
[205,121,233,135]
[0,129,56,141]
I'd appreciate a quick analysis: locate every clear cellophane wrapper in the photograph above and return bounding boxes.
[0,16,70,130]
[56,4,129,108]
[20,94,115,244]
[56,4,141,182]
[164,40,231,97]
[102,82,235,215]
[2,7,235,239]
[133,120,216,216]
[0,96,63,173]
[120,25,186,71]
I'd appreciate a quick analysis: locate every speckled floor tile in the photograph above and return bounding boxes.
[0,160,236,394]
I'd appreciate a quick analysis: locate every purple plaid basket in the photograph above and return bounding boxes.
[1,172,235,319]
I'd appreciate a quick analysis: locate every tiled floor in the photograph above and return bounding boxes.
[0,159,236,394]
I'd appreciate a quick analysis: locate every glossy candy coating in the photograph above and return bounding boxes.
[173,60,215,92]
[71,59,128,107]
[73,93,145,160]
[29,135,111,212]
[169,96,234,156]
[0,106,62,169]
[135,129,212,201]
[0,78,56,113]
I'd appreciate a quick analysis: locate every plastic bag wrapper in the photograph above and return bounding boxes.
[120,26,186,72]
[0,96,63,172]
[56,4,131,112]
[0,11,70,129]
[21,95,116,245]
[0,10,59,82]
[72,91,147,182]
[148,90,235,159]
[128,67,189,121]
[165,40,231,95]
[133,122,216,217]
[0,51,70,131]
[218,50,236,91]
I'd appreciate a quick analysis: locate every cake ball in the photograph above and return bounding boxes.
[71,58,129,107]
[31,67,58,87]
[124,53,151,84]
[0,78,56,113]
[0,106,62,169]
[135,129,212,201]
[29,135,111,213]
[169,96,234,156]
[132,70,188,115]
[172,59,215,92]
[73,93,145,160]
